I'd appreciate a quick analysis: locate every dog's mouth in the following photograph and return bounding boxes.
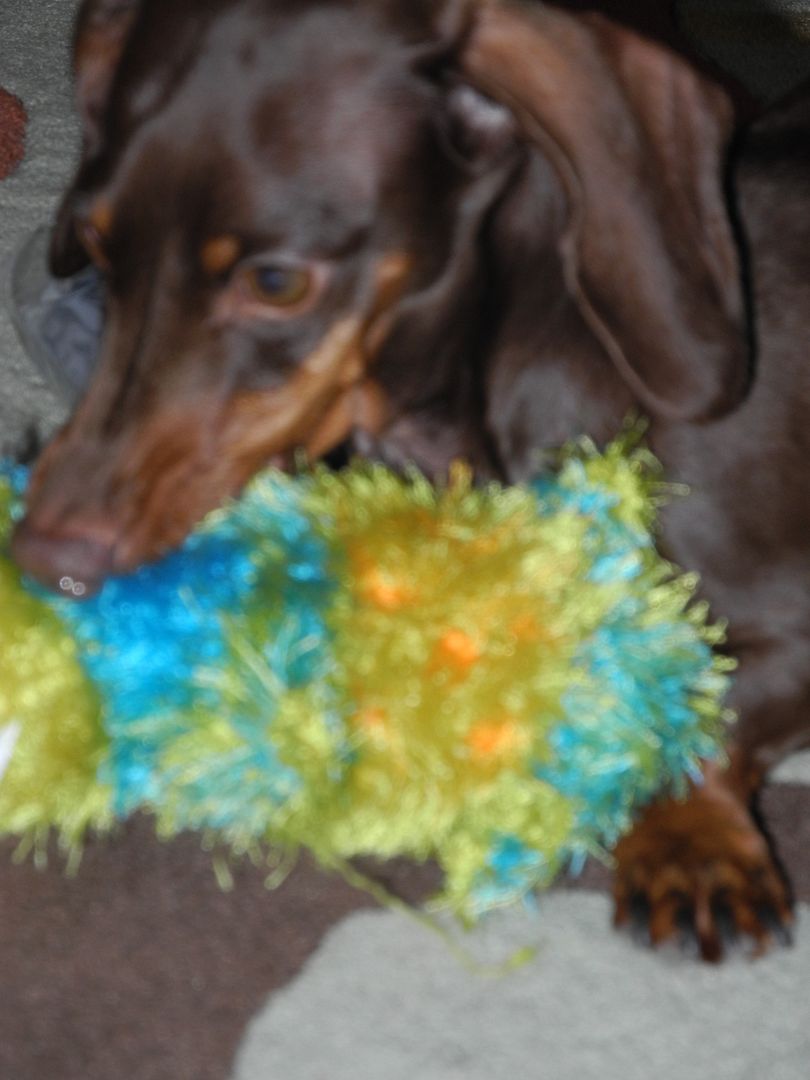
[11,356,391,598]
[12,434,323,599]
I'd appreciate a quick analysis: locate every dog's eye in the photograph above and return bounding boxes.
[219,258,327,324]
[245,264,312,308]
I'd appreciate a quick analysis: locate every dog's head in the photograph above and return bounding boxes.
[13,0,750,593]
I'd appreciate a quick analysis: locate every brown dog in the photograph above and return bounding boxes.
[11,0,810,960]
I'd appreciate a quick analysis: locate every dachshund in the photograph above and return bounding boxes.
[11,0,810,961]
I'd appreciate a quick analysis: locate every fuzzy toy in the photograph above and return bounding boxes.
[0,89,27,180]
[0,438,732,918]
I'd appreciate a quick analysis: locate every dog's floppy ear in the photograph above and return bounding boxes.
[72,0,142,154]
[50,0,142,277]
[459,1,750,421]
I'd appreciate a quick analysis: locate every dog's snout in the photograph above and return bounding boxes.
[10,518,118,598]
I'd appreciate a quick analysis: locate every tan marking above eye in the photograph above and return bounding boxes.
[80,202,114,269]
[89,200,113,237]
[200,234,242,277]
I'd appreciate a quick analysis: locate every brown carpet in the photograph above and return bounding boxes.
[1,786,808,1080]
[0,818,438,1080]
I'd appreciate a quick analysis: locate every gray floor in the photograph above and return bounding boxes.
[233,896,810,1080]
[0,0,76,453]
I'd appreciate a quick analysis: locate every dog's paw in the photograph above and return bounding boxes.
[612,778,793,962]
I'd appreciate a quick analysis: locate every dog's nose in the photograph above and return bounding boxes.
[10,518,117,598]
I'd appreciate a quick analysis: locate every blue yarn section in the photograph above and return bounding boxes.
[475,836,548,913]
[5,466,336,829]
[544,613,721,858]
[475,462,727,905]
[0,462,30,499]
[51,532,261,815]
[534,461,648,583]
[139,476,340,835]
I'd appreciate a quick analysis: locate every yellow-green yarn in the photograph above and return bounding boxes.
[264,465,615,910]
[0,548,112,856]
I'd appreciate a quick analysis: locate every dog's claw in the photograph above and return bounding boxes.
[710,895,739,949]
[756,901,794,946]
[612,782,794,962]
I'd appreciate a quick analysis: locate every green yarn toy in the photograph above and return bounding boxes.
[0,436,731,918]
